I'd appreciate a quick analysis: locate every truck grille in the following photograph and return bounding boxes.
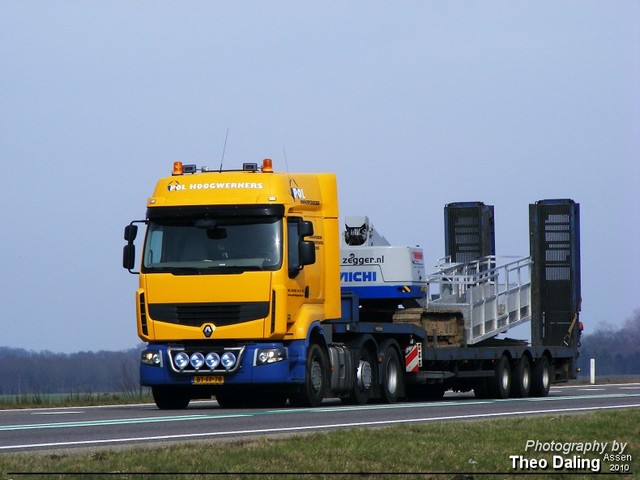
[148,302,269,327]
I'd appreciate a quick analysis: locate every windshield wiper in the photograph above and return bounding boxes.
[199,265,265,273]
[145,265,265,275]
[168,267,207,275]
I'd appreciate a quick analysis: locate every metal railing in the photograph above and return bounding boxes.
[425,256,532,345]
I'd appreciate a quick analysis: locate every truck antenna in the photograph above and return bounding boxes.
[282,145,290,175]
[219,129,230,172]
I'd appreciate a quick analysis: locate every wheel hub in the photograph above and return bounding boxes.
[357,359,373,391]
[310,360,323,393]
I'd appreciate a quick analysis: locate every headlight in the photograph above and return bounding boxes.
[167,347,243,373]
[205,352,220,369]
[141,350,162,367]
[190,352,205,370]
[174,352,190,370]
[220,351,237,370]
[256,347,287,366]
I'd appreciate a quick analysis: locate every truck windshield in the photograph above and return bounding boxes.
[142,216,282,274]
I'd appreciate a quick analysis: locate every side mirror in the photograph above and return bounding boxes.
[124,224,138,242]
[123,221,146,274]
[123,244,136,271]
[298,220,315,266]
[299,220,314,238]
[288,218,316,278]
[299,240,316,266]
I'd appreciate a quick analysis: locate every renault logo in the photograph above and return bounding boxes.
[202,324,215,338]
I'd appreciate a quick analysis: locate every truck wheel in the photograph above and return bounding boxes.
[380,345,403,404]
[347,346,376,405]
[488,355,511,399]
[152,386,190,410]
[511,355,531,398]
[289,343,328,407]
[531,356,551,397]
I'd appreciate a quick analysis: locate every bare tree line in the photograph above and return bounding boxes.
[0,345,142,396]
[577,309,640,376]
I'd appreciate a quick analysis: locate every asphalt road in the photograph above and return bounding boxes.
[1,383,639,453]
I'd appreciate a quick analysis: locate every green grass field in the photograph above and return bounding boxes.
[1,408,637,479]
[0,391,152,409]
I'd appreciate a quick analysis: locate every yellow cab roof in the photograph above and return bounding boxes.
[147,162,338,218]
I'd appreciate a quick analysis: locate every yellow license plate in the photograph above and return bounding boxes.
[193,376,224,385]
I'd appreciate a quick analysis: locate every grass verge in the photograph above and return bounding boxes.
[0,391,152,409]
[1,408,638,479]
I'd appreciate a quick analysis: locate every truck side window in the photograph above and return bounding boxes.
[288,219,301,278]
[146,229,163,265]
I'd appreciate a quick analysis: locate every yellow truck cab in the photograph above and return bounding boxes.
[124,159,341,408]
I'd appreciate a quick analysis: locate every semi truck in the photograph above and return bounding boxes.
[123,159,582,409]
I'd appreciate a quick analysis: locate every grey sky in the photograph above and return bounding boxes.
[1,2,638,353]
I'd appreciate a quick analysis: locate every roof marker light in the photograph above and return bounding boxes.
[262,158,273,173]
[172,161,183,176]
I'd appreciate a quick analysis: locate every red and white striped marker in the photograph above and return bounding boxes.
[405,344,420,373]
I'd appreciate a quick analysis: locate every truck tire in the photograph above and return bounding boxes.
[531,356,551,397]
[380,345,403,404]
[289,343,328,407]
[488,355,511,399]
[347,346,377,405]
[511,355,531,398]
[152,386,191,410]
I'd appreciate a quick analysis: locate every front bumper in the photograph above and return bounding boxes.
[139,341,307,387]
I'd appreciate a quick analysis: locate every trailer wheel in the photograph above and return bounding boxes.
[347,346,377,405]
[488,355,511,399]
[380,345,403,404]
[289,343,328,407]
[152,386,190,410]
[531,356,551,397]
[511,355,531,398]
